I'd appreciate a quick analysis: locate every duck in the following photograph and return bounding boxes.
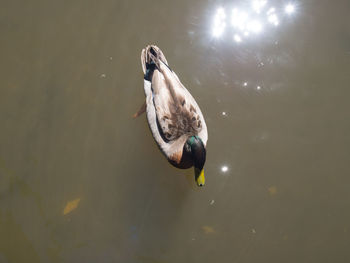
[134,45,208,186]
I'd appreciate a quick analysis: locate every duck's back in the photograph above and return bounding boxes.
[141,45,208,151]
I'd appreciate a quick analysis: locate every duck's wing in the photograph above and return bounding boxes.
[143,78,188,162]
[155,59,208,146]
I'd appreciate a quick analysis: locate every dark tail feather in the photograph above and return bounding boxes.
[141,45,169,81]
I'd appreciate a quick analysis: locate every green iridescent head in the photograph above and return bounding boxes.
[186,136,206,186]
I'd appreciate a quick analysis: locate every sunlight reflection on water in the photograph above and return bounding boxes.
[211,1,297,42]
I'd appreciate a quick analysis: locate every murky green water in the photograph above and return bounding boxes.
[1,0,350,262]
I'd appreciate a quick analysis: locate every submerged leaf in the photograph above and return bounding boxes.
[268,186,277,196]
[63,198,81,215]
[202,226,215,234]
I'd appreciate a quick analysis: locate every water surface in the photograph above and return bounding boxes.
[1,0,350,262]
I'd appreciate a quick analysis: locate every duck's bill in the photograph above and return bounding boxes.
[195,168,205,187]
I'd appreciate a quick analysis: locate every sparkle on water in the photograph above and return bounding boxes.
[285,3,295,14]
[252,0,267,14]
[234,34,242,43]
[267,7,275,15]
[211,1,298,41]
[221,166,229,173]
[212,7,226,38]
[247,20,263,33]
[267,13,279,26]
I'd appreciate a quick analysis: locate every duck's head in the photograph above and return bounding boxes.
[186,136,206,187]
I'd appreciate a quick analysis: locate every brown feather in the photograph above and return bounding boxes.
[169,150,183,164]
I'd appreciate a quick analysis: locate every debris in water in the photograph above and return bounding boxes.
[268,186,277,195]
[202,226,215,234]
[63,198,81,215]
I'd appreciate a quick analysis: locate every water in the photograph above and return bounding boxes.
[1,0,350,262]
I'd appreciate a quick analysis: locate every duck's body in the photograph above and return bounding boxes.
[138,45,208,185]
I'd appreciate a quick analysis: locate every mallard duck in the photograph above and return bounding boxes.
[134,45,208,186]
